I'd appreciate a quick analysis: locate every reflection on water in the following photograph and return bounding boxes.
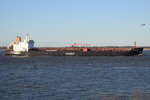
[0,50,150,100]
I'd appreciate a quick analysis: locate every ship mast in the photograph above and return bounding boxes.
[25,34,29,41]
[134,41,137,48]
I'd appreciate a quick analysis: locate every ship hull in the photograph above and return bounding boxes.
[5,48,143,56]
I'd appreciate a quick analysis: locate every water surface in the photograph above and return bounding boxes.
[0,50,150,100]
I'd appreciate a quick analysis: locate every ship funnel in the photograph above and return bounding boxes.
[15,36,21,44]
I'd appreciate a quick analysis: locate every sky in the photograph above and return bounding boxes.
[0,0,150,47]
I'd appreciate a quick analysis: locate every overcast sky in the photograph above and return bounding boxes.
[0,0,150,47]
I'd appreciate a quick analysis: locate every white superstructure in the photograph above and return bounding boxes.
[8,34,34,52]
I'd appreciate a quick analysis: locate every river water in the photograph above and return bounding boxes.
[0,50,150,100]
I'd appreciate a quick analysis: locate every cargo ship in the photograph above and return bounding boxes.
[5,35,143,56]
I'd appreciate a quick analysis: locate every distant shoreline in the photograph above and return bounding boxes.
[143,48,150,50]
[0,48,7,50]
[1,47,150,50]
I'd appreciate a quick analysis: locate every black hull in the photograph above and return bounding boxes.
[5,48,143,56]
